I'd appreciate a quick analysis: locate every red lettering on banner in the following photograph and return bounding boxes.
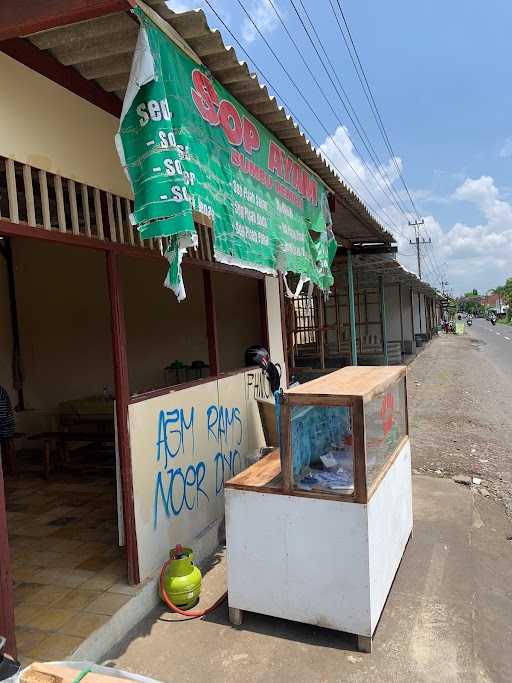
[191,69,320,205]
[191,69,261,155]
[231,149,273,189]
[218,100,242,146]
[268,141,284,176]
[243,118,260,155]
[191,70,219,125]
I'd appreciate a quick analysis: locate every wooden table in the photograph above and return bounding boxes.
[28,431,114,479]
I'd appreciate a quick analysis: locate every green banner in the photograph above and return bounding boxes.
[116,10,336,299]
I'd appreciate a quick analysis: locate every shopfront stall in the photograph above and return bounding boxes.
[225,366,412,652]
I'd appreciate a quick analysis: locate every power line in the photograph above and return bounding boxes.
[206,0,407,237]
[232,0,408,234]
[282,0,413,224]
[331,0,422,220]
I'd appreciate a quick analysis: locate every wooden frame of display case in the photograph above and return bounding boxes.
[280,365,408,504]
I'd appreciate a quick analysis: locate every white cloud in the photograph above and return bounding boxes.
[319,126,512,295]
[241,0,281,44]
[319,125,404,214]
[499,136,512,158]
[166,0,197,12]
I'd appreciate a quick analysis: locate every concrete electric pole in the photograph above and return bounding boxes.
[409,219,430,280]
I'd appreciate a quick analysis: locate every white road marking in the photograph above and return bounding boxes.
[505,336,511,341]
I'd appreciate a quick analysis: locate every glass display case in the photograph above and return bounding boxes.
[225,365,412,652]
[280,366,408,503]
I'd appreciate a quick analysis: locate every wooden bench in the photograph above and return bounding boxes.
[28,431,114,479]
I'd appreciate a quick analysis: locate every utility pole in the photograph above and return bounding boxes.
[441,280,449,296]
[409,219,430,280]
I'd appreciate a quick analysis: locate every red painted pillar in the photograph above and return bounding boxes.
[0,456,16,657]
[106,250,139,585]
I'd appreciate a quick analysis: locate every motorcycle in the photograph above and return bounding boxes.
[491,317,496,326]
[467,318,472,326]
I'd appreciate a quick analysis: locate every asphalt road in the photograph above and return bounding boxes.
[466,317,512,374]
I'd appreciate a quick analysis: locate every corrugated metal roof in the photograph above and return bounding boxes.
[332,252,436,293]
[25,0,395,245]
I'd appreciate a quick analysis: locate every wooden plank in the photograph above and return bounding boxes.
[125,198,134,245]
[67,179,79,234]
[106,250,139,585]
[81,184,91,237]
[352,397,367,504]
[22,661,140,683]
[54,175,67,232]
[5,158,18,224]
[280,399,293,492]
[22,164,36,226]
[286,366,406,400]
[115,195,125,243]
[106,192,116,242]
[38,169,51,229]
[257,398,278,446]
[93,188,104,239]
[226,450,281,488]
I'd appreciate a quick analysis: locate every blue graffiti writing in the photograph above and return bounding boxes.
[156,407,195,468]
[214,449,241,495]
[153,461,209,528]
[206,405,242,446]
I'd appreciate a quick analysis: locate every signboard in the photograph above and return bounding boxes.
[116,10,336,299]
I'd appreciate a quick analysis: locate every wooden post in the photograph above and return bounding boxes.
[410,287,415,341]
[106,250,139,585]
[257,278,270,352]
[379,275,388,365]
[398,282,404,353]
[203,269,219,376]
[317,290,326,370]
[0,456,16,657]
[4,239,24,410]
[418,291,423,334]
[278,275,290,386]
[347,250,358,366]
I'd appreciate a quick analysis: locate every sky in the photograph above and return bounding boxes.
[166,0,512,296]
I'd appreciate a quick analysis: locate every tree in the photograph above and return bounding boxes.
[503,278,512,304]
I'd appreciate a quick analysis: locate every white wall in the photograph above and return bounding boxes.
[0,52,130,198]
[413,290,422,335]
[265,275,286,377]
[129,368,269,580]
[385,284,401,341]
[402,288,414,342]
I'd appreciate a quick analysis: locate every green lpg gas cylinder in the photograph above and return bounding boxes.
[161,545,202,609]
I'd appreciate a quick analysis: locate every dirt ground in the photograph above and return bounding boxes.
[407,333,512,517]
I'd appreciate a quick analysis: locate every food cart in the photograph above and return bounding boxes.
[225,366,412,652]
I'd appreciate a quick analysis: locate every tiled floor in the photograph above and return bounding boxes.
[5,460,134,664]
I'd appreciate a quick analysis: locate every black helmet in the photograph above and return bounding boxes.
[245,345,270,369]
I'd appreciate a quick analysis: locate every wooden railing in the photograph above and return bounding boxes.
[0,156,214,260]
